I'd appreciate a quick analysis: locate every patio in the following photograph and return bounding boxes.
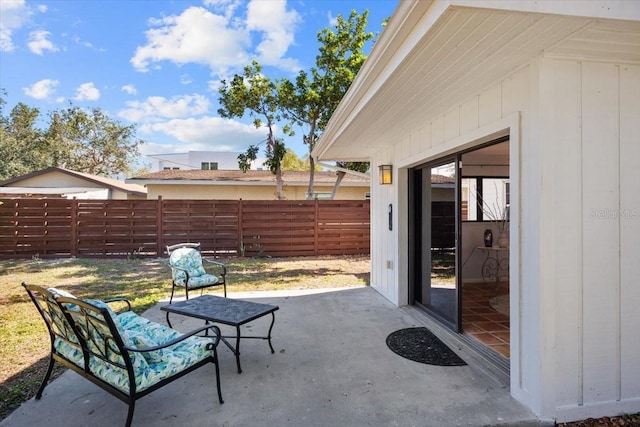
[1,286,548,427]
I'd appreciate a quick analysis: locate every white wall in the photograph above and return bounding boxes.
[370,63,534,407]
[149,151,264,171]
[540,57,640,421]
[369,54,640,422]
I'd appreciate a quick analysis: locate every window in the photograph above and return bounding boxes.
[312,193,332,200]
[461,177,509,222]
[163,167,180,170]
[201,162,218,170]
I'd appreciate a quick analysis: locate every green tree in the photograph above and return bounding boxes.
[218,61,293,199]
[0,95,47,180]
[279,10,374,199]
[45,106,144,176]
[0,92,144,180]
[281,148,308,171]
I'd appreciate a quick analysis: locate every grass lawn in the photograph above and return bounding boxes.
[0,254,370,421]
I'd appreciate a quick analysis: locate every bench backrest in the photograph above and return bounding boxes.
[23,283,144,394]
[23,284,83,363]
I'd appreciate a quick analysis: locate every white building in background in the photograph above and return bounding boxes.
[146,151,265,171]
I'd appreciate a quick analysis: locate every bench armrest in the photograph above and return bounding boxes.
[124,324,221,353]
[103,298,132,313]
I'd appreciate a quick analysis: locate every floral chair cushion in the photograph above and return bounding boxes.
[169,247,219,288]
[92,311,215,393]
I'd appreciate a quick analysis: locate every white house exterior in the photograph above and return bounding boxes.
[127,169,370,200]
[314,0,639,423]
[147,150,265,171]
[0,167,147,200]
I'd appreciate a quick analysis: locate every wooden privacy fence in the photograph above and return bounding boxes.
[0,198,370,259]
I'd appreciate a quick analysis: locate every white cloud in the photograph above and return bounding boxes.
[118,94,210,122]
[28,29,58,55]
[327,12,338,27]
[0,0,31,52]
[180,74,192,85]
[246,0,300,70]
[131,1,300,75]
[141,116,267,151]
[121,84,137,95]
[73,35,93,48]
[203,0,242,18]
[23,78,59,99]
[73,82,100,101]
[130,6,250,74]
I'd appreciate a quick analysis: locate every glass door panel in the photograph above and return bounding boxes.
[412,159,460,330]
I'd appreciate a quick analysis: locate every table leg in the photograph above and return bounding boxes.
[235,325,242,374]
[267,312,276,354]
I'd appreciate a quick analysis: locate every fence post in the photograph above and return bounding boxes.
[70,199,78,257]
[156,196,163,256]
[238,199,243,257]
[314,200,319,256]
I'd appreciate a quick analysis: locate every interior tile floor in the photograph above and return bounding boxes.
[462,281,510,359]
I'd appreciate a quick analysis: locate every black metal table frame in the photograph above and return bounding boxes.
[161,295,278,374]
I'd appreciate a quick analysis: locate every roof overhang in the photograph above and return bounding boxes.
[126,179,370,188]
[0,187,105,194]
[313,0,640,162]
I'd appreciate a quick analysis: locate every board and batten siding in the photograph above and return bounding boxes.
[545,58,640,420]
[371,63,536,405]
[370,54,639,421]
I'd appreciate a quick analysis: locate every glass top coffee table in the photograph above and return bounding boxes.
[161,295,279,373]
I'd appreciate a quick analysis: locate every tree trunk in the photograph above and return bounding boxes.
[275,166,284,199]
[306,157,316,199]
[330,171,346,200]
[305,124,317,200]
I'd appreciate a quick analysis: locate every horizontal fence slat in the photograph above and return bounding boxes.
[0,198,370,258]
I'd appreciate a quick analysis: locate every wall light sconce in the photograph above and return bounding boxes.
[379,164,392,185]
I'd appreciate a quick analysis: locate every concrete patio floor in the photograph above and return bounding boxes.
[1,286,551,427]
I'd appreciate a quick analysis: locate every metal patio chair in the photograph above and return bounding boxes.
[166,243,227,303]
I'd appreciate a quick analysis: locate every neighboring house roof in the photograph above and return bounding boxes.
[431,174,454,184]
[126,170,370,186]
[314,1,640,161]
[0,167,147,197]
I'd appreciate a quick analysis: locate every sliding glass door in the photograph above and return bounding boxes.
[409,157,460,331]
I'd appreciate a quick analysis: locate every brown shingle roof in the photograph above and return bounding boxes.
[129,169,370,184]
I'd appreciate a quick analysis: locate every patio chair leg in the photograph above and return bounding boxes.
[35,356,55,399]
[169,284,176,304]
[214,347,224,404]
[125,401,135,427]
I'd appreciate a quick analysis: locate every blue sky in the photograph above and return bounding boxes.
[0,0,397,169]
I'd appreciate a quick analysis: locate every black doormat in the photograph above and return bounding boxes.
[386,327,467,366]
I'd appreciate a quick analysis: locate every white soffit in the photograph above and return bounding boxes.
[314,2,640,162]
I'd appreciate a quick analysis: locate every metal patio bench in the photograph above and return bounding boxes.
[23,283,224,427]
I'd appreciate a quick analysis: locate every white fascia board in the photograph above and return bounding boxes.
[450,0,640,21]
[314,0,442,160]
[0,187,100,194]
